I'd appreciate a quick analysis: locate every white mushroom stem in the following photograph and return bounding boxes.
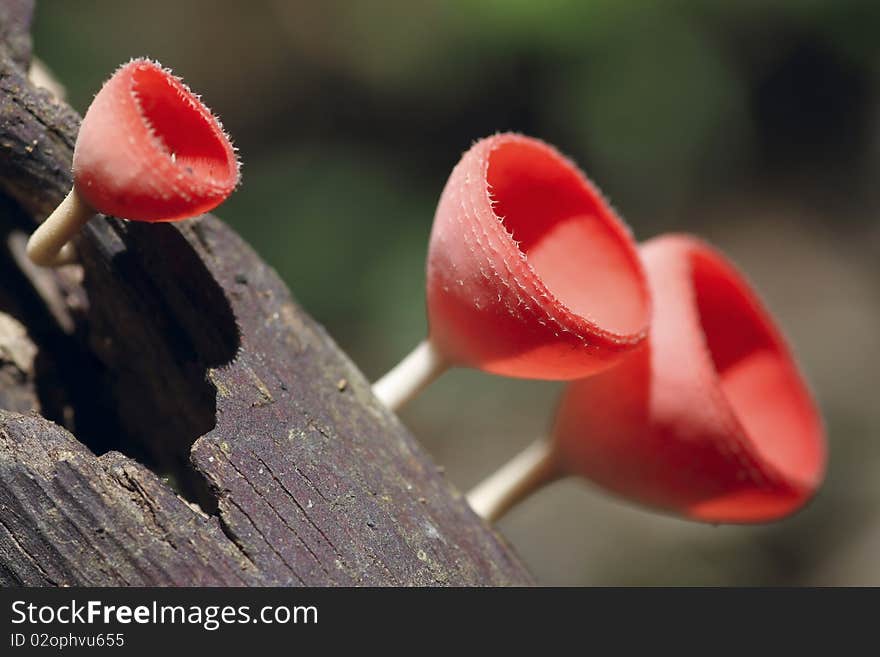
[467,439,561,524]
[26,188,95,268]
[372,339,449,412]
[28,56,66,102]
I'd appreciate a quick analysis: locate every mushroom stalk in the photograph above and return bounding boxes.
[467,439,561,523]
[372,339,449,411]
[28,56,66,101]
[26,188,94,267]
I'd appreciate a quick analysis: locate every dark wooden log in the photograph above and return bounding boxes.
[0,412,257,586]
[0,0,33,69]
[0,8,532,586]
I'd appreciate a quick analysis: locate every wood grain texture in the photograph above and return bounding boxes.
[0,0,33,69]
[0,412,256,586]
[0,10,532,586]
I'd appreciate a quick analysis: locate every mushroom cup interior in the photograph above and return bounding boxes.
[487,140,648,338]
[690,248,824,489]
[132,64,237,187]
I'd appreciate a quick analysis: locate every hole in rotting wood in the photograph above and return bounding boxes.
[0,197,239,516]
[77,219,241,514]
[1,198,124,446]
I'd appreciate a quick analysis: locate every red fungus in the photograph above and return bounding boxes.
[373,133,650,410]
[468,234,826,524]
[27,58,240,267]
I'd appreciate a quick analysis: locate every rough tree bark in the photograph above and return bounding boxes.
[0,1,532,586]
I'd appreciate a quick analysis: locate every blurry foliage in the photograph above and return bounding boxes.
[32,0,880,585]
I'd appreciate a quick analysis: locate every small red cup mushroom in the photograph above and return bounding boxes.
[373,133,650,410]
[467,234,826,524]
[27,58,240,267]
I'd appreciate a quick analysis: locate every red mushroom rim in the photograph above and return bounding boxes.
[486,136,650,344]
[130,61,239,191]
[689,243,824,489]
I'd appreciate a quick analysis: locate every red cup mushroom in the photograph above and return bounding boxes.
[467,234,826,524]
[27,58,240,267]
[372,133,650,410]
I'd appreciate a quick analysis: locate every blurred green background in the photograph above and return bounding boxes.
[33,0,880,585]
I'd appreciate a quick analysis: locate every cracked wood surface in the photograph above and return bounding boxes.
[0,412,256,586]
[0,1,533,586]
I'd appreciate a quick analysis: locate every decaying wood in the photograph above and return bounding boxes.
[0,3,532,586]
[0,0,32,70]
[0,412,256,586]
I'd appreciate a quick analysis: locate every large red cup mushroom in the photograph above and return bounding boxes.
[373,133,650,410]
[27,58,240,267]
[467,234,826,524]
